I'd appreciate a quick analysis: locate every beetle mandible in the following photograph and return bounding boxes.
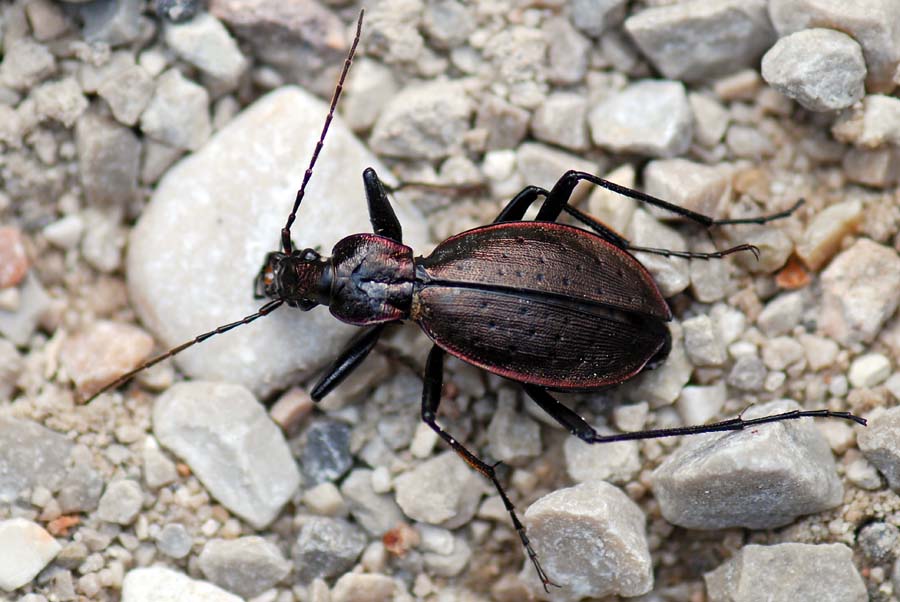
[91,10,866,591]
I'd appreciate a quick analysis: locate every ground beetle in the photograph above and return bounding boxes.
[91,11,866,590]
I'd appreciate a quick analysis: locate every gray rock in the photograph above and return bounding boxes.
[299,420,352,485]
[651,399,843,530]
[198,536,291,598]
[140,69,211,151]
[832,94,900,148]
[858,406,900,490]
[628,210,690,297]
[153,381,301,529]
[0,417,72,503]
[705,543,866,602]
[726,124,776,159]
[339,469,405,536]
[0,339,22,402]
[570,0,627,37]
[76,0,146,46]
[761,29,866,112]
[57,464,103,514]
[482,26,548,108]
[769,0,900,93]
[476,95,530,151]
[683,315,726,367]
[394,451,484,529]
[126,87,427,398]
[756,292,803,336]
[689,93,729,147]
[531,92,589,151]
[421,0,475,50]
[370,80,472,160]
[589,80,693,158]
[0,39,56,90]
[625,0,775,82]
[487,392,542,464]
[97,64,155,126]
[564,430,640,485]
[75,113,141,206]
[155,523,193,559]
[858,522,900,563]
[0,519,61,592]
[97,479,143,525]
[142,436,178,489]
[545,16,590,85]
[423,531,471,577]
[821,239,900,345]
[520,481,651,599]
[31,77,87,127]
[155,0,199,22]
[365,0,425,65]
[677,382,726,426]
[291,517,366,583]
[515,142,597,193]
[121,567,242,602]
[163,13,247,90]
[0,273,50,345]
[644,158,729,219]
[341,59,398,133]
[761,336,804,371]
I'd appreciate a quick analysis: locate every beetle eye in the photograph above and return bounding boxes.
[301,248,320,261]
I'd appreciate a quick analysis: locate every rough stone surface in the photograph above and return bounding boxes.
[487,392,542,464]
[705,543,866,602]
[75,112,141,206]
[795,200,863,271]
[761,28,866,112]
[628,210,690,297]
[570,0,627,37]
[0,227,29,289]
[163,13,247,89]
[531,92,589,151]
[832,94,900,149]
[625,0,776,82]
[0,274,50,345]
[0,519,61,592]
[589,80,692,157]
[76,0,146,46]
[0,39,56,90]
[0,417,73,502]
[97,63,155,126]
[299,420,353,485]
[331,573,402,602]
[821,239,900,345]
[153,381,301,528]
[564,431,639,485]
[520,481,652,600]
[127,87,427,398]
[140,69,211,151]
[394,451,484,529]
[643,158,728,219]
[291,517,366,583]
[652,400,843,529]
[60,320,154,398]
[339,468,405,536]
[859,406,900,490]
[121,567,242,602]
[198,537,291,599]
[97,479,143,525]
[769,0,900,93]
[370,80,473,160]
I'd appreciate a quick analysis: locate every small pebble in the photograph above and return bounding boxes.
[589,79,693,157]
[0,227,29,289]
[142,436,178,489]
[300,420,353,485]
[198,536,291,599]
[858,406,900,490]
[75,112,141,206]
[331,573,400,602]
[652,399,843,529]
[795,200,863,271]
[531,92,589,151]
[843,147,900,188]
[0,518,62,592]
[97,63,155,126]
[394,451,484,529]
[61,320,154,398]
[487,393,542,464]
[676,382,726,426]
[858,522,900,564]
[570,0,627,37]
[629,210,690,297]
[140,69,212,151]
[705,543,866,602]
[76,0,146,46]
[683,314,726,367]
[302,482,346,517]
[643,158,728,218]
[163,13,247,89]
[155,523,192,559]
[832,94,900,148]
[0,39,56,90]
[97,480,143,525]
[848,353,891,388]
[521,480,652,598]
[291,517,366,583]
[339,468,405,536]
[564,431,640,485]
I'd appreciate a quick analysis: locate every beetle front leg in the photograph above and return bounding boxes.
[421,346,559,592]
[362,167,403,242]
[310,324,386,401]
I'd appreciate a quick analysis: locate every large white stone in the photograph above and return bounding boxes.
[122,567,242,602]
[127,87,428,398]
[0,519,61,592]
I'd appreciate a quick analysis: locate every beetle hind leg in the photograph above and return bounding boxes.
[422,345,559,592]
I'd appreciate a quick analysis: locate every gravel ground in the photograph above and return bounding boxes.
[2,0,900,601]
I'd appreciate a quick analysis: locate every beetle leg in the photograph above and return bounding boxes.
[310,324,386,401]
[493,186,550,223]
[363,167,403,242]
[539,170,803,227]
[422,346,559,592]
[523,385,866,443]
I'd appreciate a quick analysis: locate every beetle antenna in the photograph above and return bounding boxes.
[81,300,284,403]
[281,10,365,254]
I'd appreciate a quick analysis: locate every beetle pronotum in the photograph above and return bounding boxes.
[89,10,865,591]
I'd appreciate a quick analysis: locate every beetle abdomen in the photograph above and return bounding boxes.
[414,284,670,390]
[420,222,671,320]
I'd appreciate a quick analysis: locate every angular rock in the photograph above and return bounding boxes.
[198,537,291,599]
[564,432,639,485]
[31,77,87,127]
[60,320,154,399]
[0,417,73,503]
[858,406,900,490]
[628,210,690,297]
[97,479,143,525]
[521,481,651,600]
[651,400,843,529]
[487,391,542,464]
[291,517,366,583]
[683,314,726,367]
[832,94,900,148]
[394,451,484,529]
[643,158,728,219]
[331,573,402,602]
[761,28,866,111]
[0,39,55,90]
[589,80,692,157]
[341,59,398,133]
[127,87,427,398]
[531,92,589,151]
[76,0,146,46]
[0,519,61,592]
[97,64,155,126]
[705,543,866,602]
[299,420,352,485]
[625,0,775,82]
[370,80,472,160]
[153,381,301,528]
[163,13,247,90]
[140,69,211,151]
[795,200,863,271]
[339,469,405,536]
[75,112,141,206]
[756,292,803,337]
[821,239,900,345]
[570,0,627,38]
[121,567,242,602]
[769,0,900,93]
[843,147,900,188]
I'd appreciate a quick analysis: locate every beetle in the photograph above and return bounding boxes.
[90,10,865,591]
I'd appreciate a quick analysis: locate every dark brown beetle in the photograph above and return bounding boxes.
[92,11,865,590]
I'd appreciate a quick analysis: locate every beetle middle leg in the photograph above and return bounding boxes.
[421,345,559,591]
[310,324,386,400]
[522,385,865,445]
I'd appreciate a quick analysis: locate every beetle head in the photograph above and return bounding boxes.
[254,248,329,310]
